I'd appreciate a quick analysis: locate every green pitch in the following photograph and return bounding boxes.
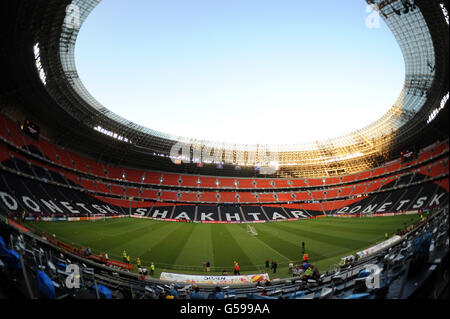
[26,215,420,278]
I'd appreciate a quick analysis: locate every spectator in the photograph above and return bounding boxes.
[222,269,228,276]
[294,267,304,277]
[302,260,311,271]
[288,261,294,274]
[202,261,207,272]
[190,285,205,299]
[311,266,320,280]
[261,289,268,297]
[302,267,312,280]
[208,286,224,299]
[292,266,298,276]
[170,284,180,299]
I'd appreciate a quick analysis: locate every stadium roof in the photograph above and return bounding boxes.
[0,0,448,178]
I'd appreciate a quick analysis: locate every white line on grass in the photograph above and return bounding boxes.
[244,227,291,262]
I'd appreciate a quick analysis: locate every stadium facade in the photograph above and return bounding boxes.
[0,0,448,301]
[0,0,448,178]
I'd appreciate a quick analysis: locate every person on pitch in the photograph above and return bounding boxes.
[234,261,240,275]
[150,262,155,276]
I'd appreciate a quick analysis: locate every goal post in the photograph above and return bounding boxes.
[247,224,258,236]
[90,214,106,221]
[364,211,374,218]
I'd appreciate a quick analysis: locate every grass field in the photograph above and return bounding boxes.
[26,215,420,278]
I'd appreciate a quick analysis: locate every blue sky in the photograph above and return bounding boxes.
[75,0,405,145]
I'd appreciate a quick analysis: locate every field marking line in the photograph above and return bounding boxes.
[244,228,292,262]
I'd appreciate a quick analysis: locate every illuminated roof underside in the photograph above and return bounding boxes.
[54,0,442,178]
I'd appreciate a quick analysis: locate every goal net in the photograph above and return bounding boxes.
[247,224,258,236]
[90,214,106,221]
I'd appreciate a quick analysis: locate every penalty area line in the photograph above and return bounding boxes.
[245,228,291,262]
